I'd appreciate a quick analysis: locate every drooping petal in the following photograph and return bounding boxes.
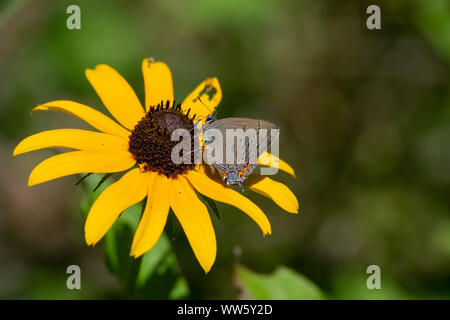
[13,129,129,157]
[186,169,271,236]
[247,176,299,214]
[258,152,296,178]
[142,58,174,111]
[131,173,170,257]
[28,150,135,186]
[32,100,130,138]
[85,168,148,245]
[169,175,216,273]
[181,77,222,123]
[85,64,145,130]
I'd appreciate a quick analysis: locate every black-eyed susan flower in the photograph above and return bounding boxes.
[13,58,298,273]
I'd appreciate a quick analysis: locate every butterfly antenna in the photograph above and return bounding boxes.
[197,95,217,117]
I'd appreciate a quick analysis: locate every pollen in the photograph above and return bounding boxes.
[128,100,196,177]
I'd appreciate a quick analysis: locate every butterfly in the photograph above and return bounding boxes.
[201,112,279,189]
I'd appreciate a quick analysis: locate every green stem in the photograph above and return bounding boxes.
[125,255,143,298]
[125,201,145,298]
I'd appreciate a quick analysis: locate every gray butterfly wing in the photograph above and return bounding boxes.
[203,118,279,186]
[204,117,279,157]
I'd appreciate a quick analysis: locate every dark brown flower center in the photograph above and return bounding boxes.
[128,101,196,177]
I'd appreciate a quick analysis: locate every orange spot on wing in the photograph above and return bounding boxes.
[219,169,228,178]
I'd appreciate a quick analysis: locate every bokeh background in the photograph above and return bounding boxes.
[1,0,449,299]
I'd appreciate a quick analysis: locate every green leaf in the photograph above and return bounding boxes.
[75,173,93,186]
[236,265,325,300]
[79,173,111,220]
[93,173,114,192]
[413,0,450,62]
[104,205,189,299]
[79,173,189,299]
[329,271,410,300]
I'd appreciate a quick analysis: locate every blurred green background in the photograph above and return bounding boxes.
[1,0,449,299]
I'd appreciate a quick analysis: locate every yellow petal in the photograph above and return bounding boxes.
[131,173,170,257]
[247,176,299,214]
[142,58,174,111]
[28,150,136,186]
[85,64,145,130]
[85,168,148,245]
[258,152,296,178]
[186,169,271,236]
[32,100,131,139]
[169,175,216,273]
[13,129,129,157]
[181,77,222,123]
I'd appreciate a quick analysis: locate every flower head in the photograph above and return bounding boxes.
[13,58,299,273]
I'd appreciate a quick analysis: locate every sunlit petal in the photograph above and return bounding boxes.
[14,129,129,157]
[31,100,130,138]
[142,58,174,111]
[28,150,135,186]
[85,64,145,130]
[169,175,216,273]
[258,152,296,178]
[181,77,222,123]
[131,173,170,257]
[186,169,271,235]
[247,176,299,213]
[85,168,148,245]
